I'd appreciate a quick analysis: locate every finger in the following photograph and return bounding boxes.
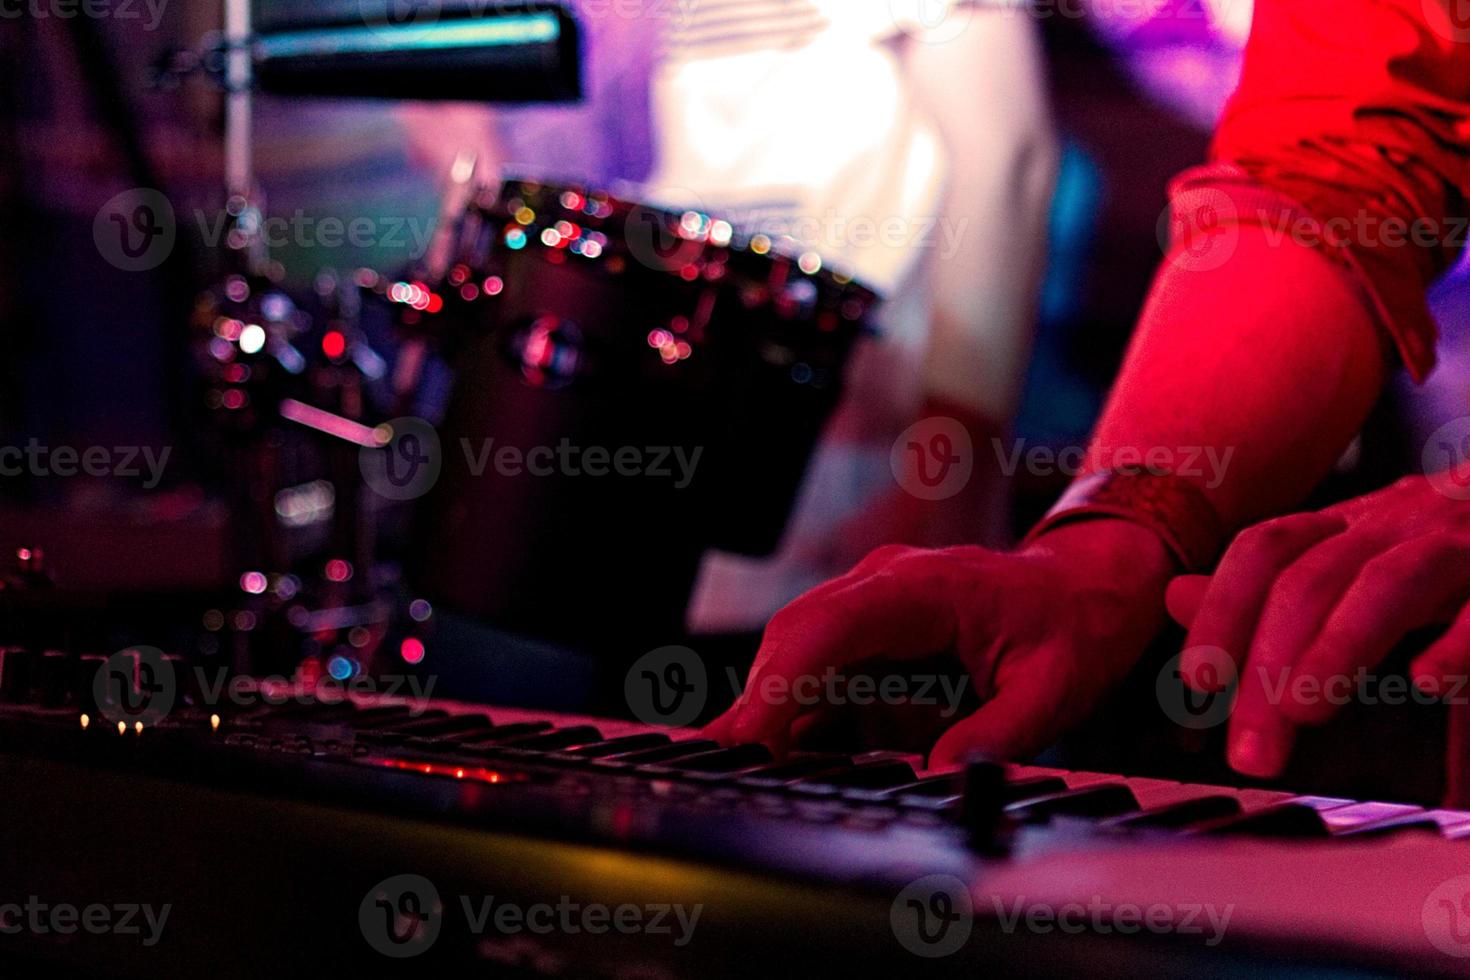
[703,704,820,752]
[1229,526,1391,778]
[1182,513,1347,692]
[1166,575,1211,629]
[929,663,1067,767]
[1413,602,1470,697]
[699,710,740,745]
[704,546,920,739]
[728,556,961,745]
[1284,536,1470,726]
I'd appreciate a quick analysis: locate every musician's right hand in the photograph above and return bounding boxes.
[704,519,1176,767]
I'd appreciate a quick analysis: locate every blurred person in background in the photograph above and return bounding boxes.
[400,1,1058,652]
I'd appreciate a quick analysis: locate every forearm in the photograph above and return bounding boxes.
[1084,228,1387,532]
[1057,0,1470,550]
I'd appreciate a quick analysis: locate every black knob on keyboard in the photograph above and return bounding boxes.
[0,647,33,703]
[960,757,1010,849]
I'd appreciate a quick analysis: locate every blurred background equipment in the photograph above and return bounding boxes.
[409,178,876,648]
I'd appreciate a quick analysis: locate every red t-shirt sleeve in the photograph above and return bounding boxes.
[1170,0,1470,382]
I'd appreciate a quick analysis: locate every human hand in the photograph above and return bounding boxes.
[705,519,1176,767]
[1168,476,1470,779]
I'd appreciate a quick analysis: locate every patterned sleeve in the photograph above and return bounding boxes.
[1171,0,1470,382]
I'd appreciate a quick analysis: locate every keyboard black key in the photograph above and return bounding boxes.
[880,775,966,810]
[998,775,1070,805]
[358,713,497,746]
[1336,814,1443,839]
[296,705,419,731]
[892,774,962,798]
[388,714,498,737]
[593,739,720,768]
[450,723,556,753]
[734,755,854,788]
[790,760,919,796]
[557,734,673,759]
[485,725,604,753]
[527,734,672,767]
[1188,803,1332,838]
[1104,794,1241,831]
[1007,784,1139,822]
[636,744,773,777]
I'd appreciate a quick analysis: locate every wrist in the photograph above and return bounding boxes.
[1022,470,1227,573]
[1020,518,1178,594]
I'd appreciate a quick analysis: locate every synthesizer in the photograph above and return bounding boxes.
[2,657,1470,977]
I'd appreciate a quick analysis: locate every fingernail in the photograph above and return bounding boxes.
[1228,728,1288,779]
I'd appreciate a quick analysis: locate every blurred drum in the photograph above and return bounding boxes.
[390,180,877,649]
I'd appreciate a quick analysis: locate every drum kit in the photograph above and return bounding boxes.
[129,2,881,679]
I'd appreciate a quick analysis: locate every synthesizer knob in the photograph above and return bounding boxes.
[960,756,1010,851]
[0,647,33,703]
[37,650,70,708]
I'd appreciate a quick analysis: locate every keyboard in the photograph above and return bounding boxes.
[2,679,1469,977]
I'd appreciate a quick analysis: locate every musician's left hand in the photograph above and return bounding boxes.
[1167,474,1470,779]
